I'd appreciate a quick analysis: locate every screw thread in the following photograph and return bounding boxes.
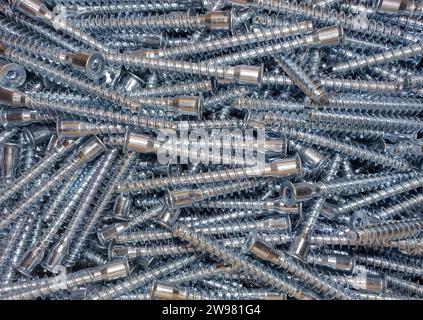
[234,97,305,113]
[114,217,290,243]
[45,150,118,269]
[172,224,315,300]
[2,49,140,111]
[209,33,317,66]
[238,0,421,43]
[1,11,82,52]
[321,78,403,95]
[276,55,329,105]
[332,42,423,74]
[85,255,199,300]
[355,253,423,278]
[57,0,202,17]
[328,94,423,115]
[347,218,423,244]
[78,12,207,33]
[375,193,423,220]
[65,153,136,267]
[131,80,212,97]
[308,110,423,134]
[333,174,423,216]
[117,166,269,193]
[158,21,314,58]
[318,171,417,196]
[276,128,410,169]
[0,141,76,208]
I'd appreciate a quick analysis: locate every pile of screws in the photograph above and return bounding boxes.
[0,0,423,300]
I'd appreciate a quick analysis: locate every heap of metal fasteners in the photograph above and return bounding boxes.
[0,0,423,301]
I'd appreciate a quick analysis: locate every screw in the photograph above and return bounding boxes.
[288,153,342,260]
[206,25,344,66]
[308,110,423,134]
[320,174,423,219]
[281,171,417,206]
[111,217,291,245]
[327,94,423,116]
[0,136,106,230]
[42,149,118,271]
[54,1,204,17]
[244,235,354,299]
[85,255,199,300]
[150,281,215,300]
[346,218,423,244]
[9,0,116,53]
[0,259,131,300]
[171,223,317,300]
[116,156,301,193]
[0,31,105,80]
[271,127,411,170]
[151,21,314,58]
[0,135,77,208]
[228,0,422,43]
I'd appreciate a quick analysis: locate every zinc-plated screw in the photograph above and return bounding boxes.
[150,21,315,58]
[54,0,204,17]
[327,94,423,116]
[320,174,423,219]
[227,0,422,43]
[166,178,278,209]
[97,204,166,244]
[112,217,291,244]
[332,42,423,75]
[275,54,329,105]
[0,8,83,53]
[85,255,199,300]
[2,87,245,132]
[9,0,116,53]
[0,259,131,300]
[281,171,417,206]
[65,153,137,267]
[116,156,301,193]
[0,136,106,230]
[0,46,141,112]
[171,223,316,300]
[245,235,354,299]
[270,127,411,170]
[206,25,344,66]
[43,149,118,271]
[374,193,423,220]
[308,111,423,134]
[16,155,106,276]
[288,153,342,260]
[77,11,233,33]
[190,197,300,215]
[106,52,265,86]
[0,135,77,208]
[233,97,305,113]
[346,218,423,244]
[355,253,423,278]
[0,31,105,80]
